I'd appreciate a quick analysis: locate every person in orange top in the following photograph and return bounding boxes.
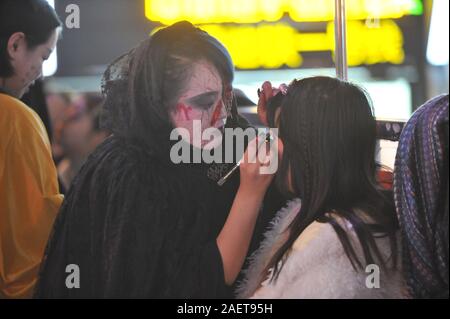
[0,0,63,298]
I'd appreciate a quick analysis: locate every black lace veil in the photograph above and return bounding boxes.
[99,22,248,162]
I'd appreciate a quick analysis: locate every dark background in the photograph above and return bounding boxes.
[55,0,155,76]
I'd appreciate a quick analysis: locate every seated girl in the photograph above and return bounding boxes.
[237,76,408,299]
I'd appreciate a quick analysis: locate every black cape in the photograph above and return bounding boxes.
[35,136,245,299]
[35,106,284,298]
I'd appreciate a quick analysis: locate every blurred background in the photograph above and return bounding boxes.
[23,0,449,190]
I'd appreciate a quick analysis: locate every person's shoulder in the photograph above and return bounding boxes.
[292,220,337,252]
[288,216,358,269]
[0,93,50,150]
[0,93,41,121]
[292,212,373,256]
[268,211,406,298]
[94,137,157,166]
[85,137,167,185]
[0,93,46,133]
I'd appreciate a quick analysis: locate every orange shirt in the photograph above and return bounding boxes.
[0,93,63,299]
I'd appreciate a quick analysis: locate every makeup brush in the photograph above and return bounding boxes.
[217,132,272,187]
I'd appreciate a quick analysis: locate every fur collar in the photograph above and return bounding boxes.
[236,199,407,299]
[236,199,302,298]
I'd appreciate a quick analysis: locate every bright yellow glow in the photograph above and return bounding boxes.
[145,0,423,24]
[200,20,405,69]
[338,20,405,66]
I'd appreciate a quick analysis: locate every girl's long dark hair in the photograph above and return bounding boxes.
[266,77,399,281]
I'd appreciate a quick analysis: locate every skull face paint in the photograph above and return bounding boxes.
[171,61,229,149]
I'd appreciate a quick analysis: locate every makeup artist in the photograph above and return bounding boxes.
[35,22,283,299]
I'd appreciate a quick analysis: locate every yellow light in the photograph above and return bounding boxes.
[330,20,405,66]
[145,0,422,25]
[200,20,405,69]
[289,0,421,22]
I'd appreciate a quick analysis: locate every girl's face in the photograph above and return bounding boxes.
[2,30,59,98]
[171,61,230,149]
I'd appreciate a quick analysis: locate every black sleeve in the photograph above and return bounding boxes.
[99,168,230,299]
[35,139,230,299]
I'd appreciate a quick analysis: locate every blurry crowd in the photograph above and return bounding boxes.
[45,92,109,191]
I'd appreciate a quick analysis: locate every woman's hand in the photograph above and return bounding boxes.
[239,136,276,198]
[257,81,288,126]
[218,136,277,286]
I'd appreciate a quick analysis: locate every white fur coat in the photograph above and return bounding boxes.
[237,199,408,299]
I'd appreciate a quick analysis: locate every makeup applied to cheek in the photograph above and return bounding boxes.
[210,101,225,126]
[177,103,193,121]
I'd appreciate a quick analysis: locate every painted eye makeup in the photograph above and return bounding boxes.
[186,92,219,110]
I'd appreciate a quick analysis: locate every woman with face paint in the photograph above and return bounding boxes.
[35,22,277,299]
[237,78,405,299]
[0,0,63,298]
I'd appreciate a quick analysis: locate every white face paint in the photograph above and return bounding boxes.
[171,60,230,149]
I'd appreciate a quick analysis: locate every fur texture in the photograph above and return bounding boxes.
[237,199,409,299]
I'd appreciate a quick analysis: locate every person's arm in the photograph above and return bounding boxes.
[217,188,267,285]
[217,137,275,285]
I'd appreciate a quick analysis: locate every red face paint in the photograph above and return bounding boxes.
[210,101,224,126]
[177,103,192,121]
[225,86,233,102]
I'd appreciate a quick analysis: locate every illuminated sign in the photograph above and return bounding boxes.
[145,0,422,69]
[427,0,449,66]
[200,20,404,69]
[145,0,423,25]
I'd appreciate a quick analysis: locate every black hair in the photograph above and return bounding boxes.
[0,0,62,77]
[102,21,235,160]
[266,76,399,282]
